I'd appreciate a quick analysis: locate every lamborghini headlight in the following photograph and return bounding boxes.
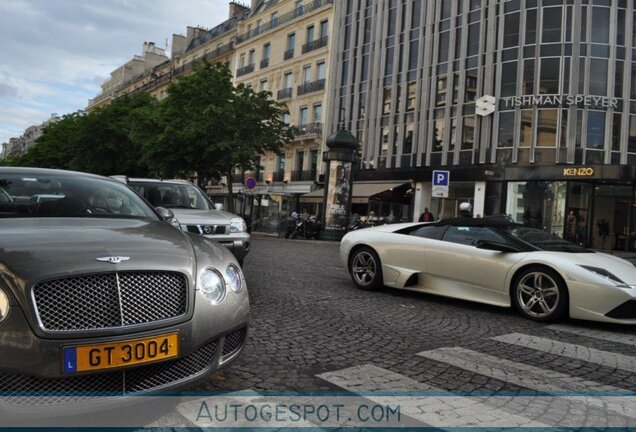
[578,265,633,289]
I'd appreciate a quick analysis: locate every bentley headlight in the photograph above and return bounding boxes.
[0,289,9,323]
[578,265,633,288]
[225,264,243,293]
[199,269,226,304]
[230,217,247,233]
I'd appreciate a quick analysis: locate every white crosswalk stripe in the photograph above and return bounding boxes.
[492,332,636,373]
[318,364,550,427]
[549,324,636,347]
[416,346,618,392]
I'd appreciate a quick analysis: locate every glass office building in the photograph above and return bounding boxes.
[326,0,636,249]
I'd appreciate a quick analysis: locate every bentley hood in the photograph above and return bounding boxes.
[0,218,196,305]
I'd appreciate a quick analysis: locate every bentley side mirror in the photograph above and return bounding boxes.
[155,206,175,221]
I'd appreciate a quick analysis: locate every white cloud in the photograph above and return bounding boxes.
[0,0,228,143]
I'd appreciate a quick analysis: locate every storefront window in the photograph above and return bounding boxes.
[506,181,566,237]
[565,182,592,246]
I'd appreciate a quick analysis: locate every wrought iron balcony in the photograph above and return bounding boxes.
[236,63,255,77]
[302,36,329,54]
[260,58,269,69]
[277,88,293,100]
[271,171,286,182]
[297,79,326,96]
[235,0,334,44]
[284,49,295,60]
[294,122,323,138]
[291,170,318,182]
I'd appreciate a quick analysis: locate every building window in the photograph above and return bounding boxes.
[504,12,520,48]
[287,33,296,51]
[248,49,255,65]
[320,20,328,38]
[501,62,517,97]
[316,61,326,80]
[629,115,636,154]
[542,7,562,43]
[239,53,246,68]
[295,150,305,172]
[525,9,537,45]
[498,112,515,148]
[284,71,293,89]
[271,12,278,26]
[263,43,271,60]
[589,59,608,96]
[523,59,535,94]
[313,104,322,123]
[299,107,309,125]
[433,109,445,152]
[260,79,269,92]
[586,111,606,150]
[303,66,312,83]
[462,116,475,150]
[591,7,610,44]
[282,112,290,124]
[295,0,303,14]
[539,58,560,95]
[306,25,315,43]
[537,110,558,147]
[407,83,416,111]
[519,109,533,147]
[467,23,480,57]
[383,88,392,115]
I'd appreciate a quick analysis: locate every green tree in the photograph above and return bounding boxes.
[145,62,293,212]
[2,93,156,177]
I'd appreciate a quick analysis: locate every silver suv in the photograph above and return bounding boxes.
[116,177,250,266]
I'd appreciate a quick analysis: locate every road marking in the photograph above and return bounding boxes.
[417,346,618,392]
[549,324,636,347]
[492,333,636,373]
[317,364,549,427]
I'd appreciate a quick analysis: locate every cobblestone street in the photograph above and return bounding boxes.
[202,237,636,397]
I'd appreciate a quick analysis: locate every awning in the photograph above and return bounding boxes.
[298,188,324,204]
[299,181,409,204]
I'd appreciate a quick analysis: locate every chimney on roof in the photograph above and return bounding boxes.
[229,2,249,19]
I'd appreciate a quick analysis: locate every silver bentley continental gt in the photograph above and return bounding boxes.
[341,216,636,324]
[0,167,249,405]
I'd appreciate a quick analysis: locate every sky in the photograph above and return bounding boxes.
[0,0,229,144]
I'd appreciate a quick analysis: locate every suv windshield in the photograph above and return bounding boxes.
[130,181,213,210]
[0,173,158,219]
[501,226,591,253]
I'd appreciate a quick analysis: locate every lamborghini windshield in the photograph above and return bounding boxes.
[501,226,591,253]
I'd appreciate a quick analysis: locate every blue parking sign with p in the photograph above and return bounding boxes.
[433,170,450,187]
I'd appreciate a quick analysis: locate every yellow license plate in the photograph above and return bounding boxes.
[63,333,179,373]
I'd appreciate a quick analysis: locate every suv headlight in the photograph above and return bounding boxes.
[230,217,247,233]
[0,289,9,323]
[225,264,243,293]
[199,269,226,305]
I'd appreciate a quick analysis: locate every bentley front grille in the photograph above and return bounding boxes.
[32,271,187,332]
[0,341,217,406]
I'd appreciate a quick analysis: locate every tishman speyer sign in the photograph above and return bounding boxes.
[501,95,619,109]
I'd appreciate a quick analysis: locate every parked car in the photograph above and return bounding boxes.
[113,177,250,266]
[341,216,636,324]
[0,167,249,407]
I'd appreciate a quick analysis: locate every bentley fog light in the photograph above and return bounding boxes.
[199,269,226,305]
[230,217,247,233]
[225,265,243,293]
[0,289,9,323]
